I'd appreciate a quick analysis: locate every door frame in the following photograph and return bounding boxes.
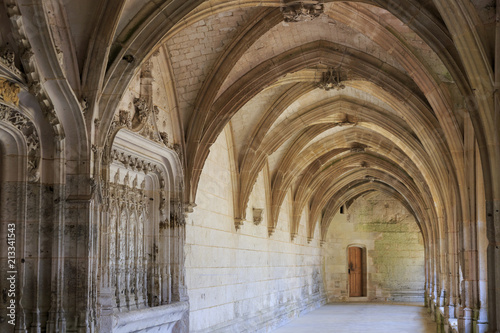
[346,244,367,297]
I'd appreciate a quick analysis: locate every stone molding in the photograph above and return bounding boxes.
[234,218,244,230]
[317,67,346,91]
[0,104,41,182]
[95,132,188,330]
[4,0,64,140]
[109,147,171,222]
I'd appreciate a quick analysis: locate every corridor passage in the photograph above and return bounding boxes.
[273,303,437,333]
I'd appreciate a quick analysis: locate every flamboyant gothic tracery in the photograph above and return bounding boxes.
[0,0,499,333]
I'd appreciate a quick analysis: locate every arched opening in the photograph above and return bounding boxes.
[324,191,425,303]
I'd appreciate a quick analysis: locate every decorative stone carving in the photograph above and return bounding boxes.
[141,61,153,79]
[0,105,40,181]
[253,208,264,225]
[350,144,366,153]
[159,131,169,146]
[268,226,276,237]
[281,0,324,22]
[134,97,150,125]
[4,0,64,139]
[119,110,132,128]
[318,67,346,91]
[0,48,21,75]
[0,77,21,105]
[234,218,244,230]
[108,172,149,310]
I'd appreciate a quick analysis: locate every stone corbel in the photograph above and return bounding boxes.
[181,202,196,224]
[234,218,244,231]
[252,208,264,225]
[0,48,22,77]
[4,2,64,140]
[268,226,276,237]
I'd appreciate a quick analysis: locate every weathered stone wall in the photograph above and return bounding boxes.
[323,192,425,303]
[185,128,326,332]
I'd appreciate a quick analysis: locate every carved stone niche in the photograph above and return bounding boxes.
[253,208,264,225]
[281,0,324,22]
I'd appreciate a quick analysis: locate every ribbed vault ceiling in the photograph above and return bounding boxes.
[41,0,493,244]
[154,1,467,243]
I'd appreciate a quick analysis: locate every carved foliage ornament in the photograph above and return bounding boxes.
[0,77,20,106]
[0,48,21,75]
[0,105,41,181]
[281,0,324,22]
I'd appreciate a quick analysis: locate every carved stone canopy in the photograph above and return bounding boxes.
[281,1,324,22]
[0,48,21,76]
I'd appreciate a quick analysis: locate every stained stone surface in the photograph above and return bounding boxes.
[323,192,425,303]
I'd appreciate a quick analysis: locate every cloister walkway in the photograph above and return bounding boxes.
[273,303,437,333]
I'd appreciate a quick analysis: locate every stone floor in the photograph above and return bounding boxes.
[273,303,437,333]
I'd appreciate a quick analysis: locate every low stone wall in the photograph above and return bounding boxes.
[112,301,189,333]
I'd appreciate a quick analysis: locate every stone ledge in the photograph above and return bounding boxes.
[112,301,189,333]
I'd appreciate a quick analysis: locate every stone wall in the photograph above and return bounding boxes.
[323,192,425,303]
[185,129,326,332]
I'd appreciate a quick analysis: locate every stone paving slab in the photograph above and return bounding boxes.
[272,303,437,333]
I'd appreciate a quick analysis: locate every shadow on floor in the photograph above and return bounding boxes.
[272,303,437,333]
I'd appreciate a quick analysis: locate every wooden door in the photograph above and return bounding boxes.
[348,247,362,297]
